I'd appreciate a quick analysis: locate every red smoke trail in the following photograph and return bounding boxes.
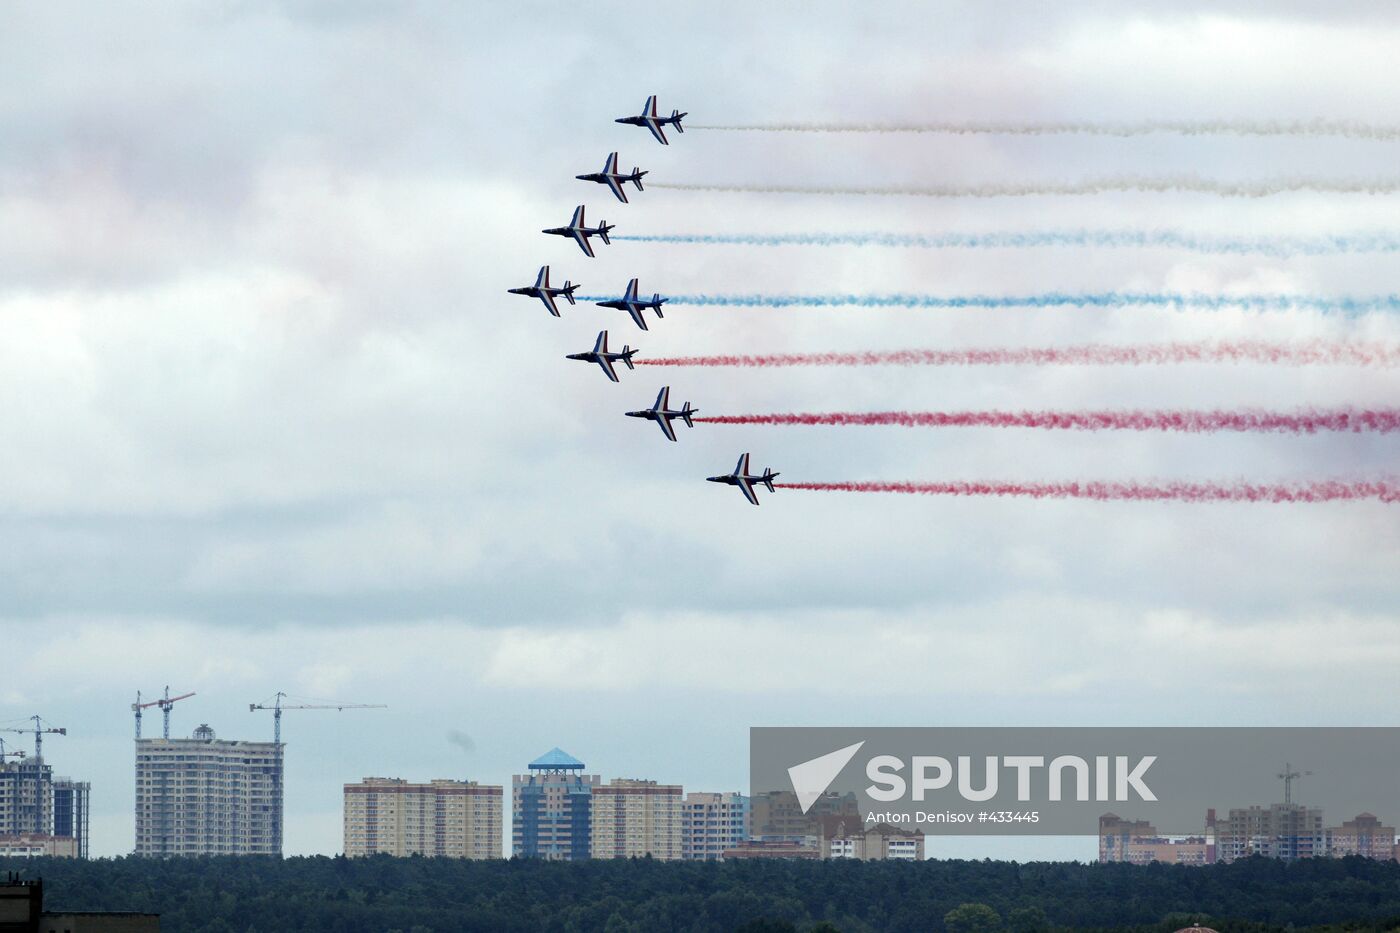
[639,341,1400,368]
[775,480,1400,503]
[695,409,1400,434]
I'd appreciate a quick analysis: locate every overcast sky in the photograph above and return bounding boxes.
[3,1,1399,859]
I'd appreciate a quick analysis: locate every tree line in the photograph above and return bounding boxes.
[3,853,1399,932]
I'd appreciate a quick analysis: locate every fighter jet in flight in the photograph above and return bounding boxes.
[625,386,697,442]
[707,453,780,506]
[576,152,648,204]
[566,330,638,383]
[542,205,614,258]
[507,265,579,317]
[615,95,687,145]
[595,278,667,330]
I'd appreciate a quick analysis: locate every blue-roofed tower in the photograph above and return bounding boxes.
[512,748,598,859]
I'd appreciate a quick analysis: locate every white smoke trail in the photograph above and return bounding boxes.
[689,119,1400,140]
[613,231,1400,258]
[652,176,1400,199]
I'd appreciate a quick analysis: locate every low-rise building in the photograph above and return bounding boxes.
[818,816,924,860]
[721,839,820,859]
[0,835,78,858]
[1098,814,1213,865]
[344,777,502,859]
[1,874,159,932]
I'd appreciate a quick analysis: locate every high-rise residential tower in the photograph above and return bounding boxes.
[512,748,599,859]
[682,791,750,860]
[344,777,503,859]
[135,723,282,856]
[592,778,683,860]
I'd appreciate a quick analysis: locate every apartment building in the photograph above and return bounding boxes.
[135,724,282,856]
[1328,813,1397,860]
[512,748,600,859]
[682,791,749,860]
[1215,803,1325,862]
[591,779,683,860]
[344,777,502,859]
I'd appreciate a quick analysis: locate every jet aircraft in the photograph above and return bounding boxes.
[595,278,666,330]
[506,265,578,317]
[615,95,687,145]
[566,330,638,383]
[576,152,648,204]
[706,453,780,506]
[625,386,697,442]
[542,205,614,258]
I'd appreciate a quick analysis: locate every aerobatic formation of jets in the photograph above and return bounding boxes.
[509,96,777,505]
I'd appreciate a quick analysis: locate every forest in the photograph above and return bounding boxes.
[5,854,1400,933]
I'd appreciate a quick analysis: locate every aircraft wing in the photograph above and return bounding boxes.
[604,174,629,203]
[656,415,678,442]
[735,453,751,476]
[538,291,561,317]
[644,119,669,145]
[535,266,550,288]
[596,357,619,382]
[625,303,649,330]
[571,230,596,258]
[735,477,760,505]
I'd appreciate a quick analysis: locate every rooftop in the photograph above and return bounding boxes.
[528,747,585,770]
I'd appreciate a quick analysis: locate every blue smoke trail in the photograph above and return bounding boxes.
[611,231,1400,259]
[576,292,1400,313]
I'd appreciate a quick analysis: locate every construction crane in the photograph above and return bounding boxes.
[132,686,196,739]
[0,716,66,834]
[0,737,25,761]
[0,716,65,763]
[249,692,387,744]
[1277,762,1313,805]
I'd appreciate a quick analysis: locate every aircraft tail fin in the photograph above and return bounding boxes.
[671,110,685,132]
[681,402,696,428]
[621,347,635,370]
[631,169,645,191]
[652,294,663,318]
[562,282,577,304]
[762,468,778,493]
[598,223,612,245]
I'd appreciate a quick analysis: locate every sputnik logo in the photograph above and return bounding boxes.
[788,741,865,813]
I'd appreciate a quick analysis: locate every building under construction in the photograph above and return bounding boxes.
[0,720,89,859]
[135,724,283,857]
